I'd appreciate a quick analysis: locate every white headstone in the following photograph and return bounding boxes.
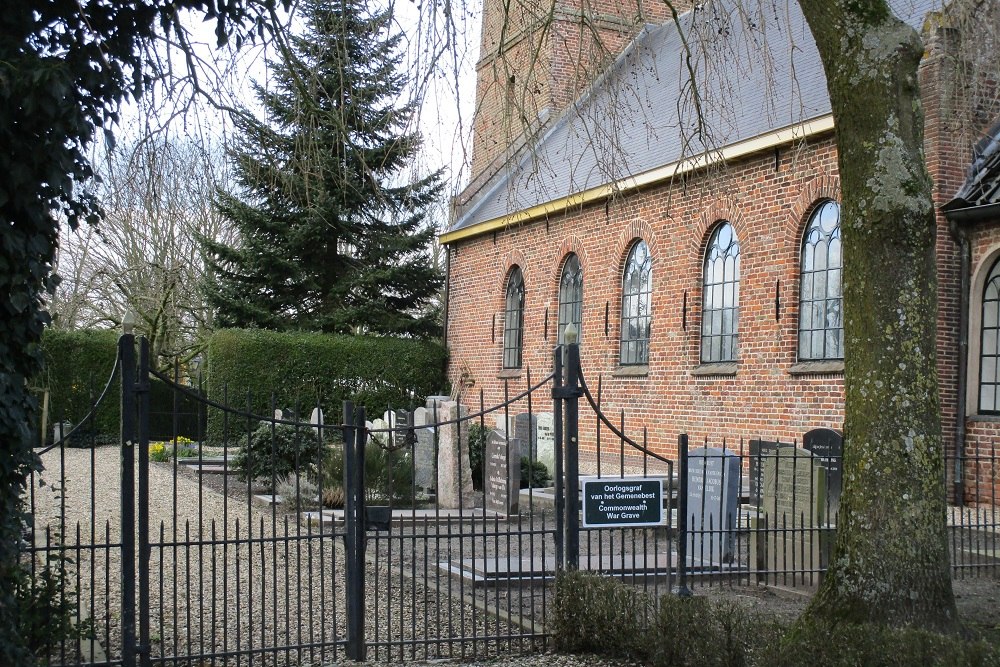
[370,418,389,447]
[535,413,555,474]
[309,407,324,435]
[274,409,284,420]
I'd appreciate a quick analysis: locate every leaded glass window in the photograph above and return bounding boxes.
[799,200,843,361]
[620,240,652,365]
[503,267,525,369]
[701,222,740,362]
[980,259,1000,413]
[558,254,583,345]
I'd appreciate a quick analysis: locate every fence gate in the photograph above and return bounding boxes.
[25,332,695,666]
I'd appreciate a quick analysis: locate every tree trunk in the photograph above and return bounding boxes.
[796,0,957,630]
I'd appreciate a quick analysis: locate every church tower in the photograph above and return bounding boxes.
[467,0,692,186]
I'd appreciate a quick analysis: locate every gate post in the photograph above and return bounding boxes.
[552,345,564,569]
[674,434,692,597]
[136,338,152,667]
[563,331,581,571]
[343,402,368,661]
[119,323,137,667]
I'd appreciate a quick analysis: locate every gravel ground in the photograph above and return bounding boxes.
[28,444,1000,667]
[30,446,524,666]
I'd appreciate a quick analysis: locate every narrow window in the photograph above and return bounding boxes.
[503,266,525,369]
[558,254,583,345]
[701,222,740,362]
[620,240,652,365]
[799,200,843,360]
[980,258,1000,413]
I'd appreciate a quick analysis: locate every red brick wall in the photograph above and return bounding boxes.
[448,137,846,459]
[452,7,1000,490]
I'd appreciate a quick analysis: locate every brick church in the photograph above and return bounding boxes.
[439,0,1000,500]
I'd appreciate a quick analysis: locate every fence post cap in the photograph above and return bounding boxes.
[564,323,578,345]
[123,311,136,335]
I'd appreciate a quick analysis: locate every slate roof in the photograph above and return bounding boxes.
[450,0,939,236]
[945,119,1000,211]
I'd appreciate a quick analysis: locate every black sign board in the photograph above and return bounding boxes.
[393,410,415,449]
[582,477,663,528]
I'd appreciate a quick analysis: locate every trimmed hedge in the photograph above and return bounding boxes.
[35,329,121,438]
[205,329,447,443]
[35,329,205,443]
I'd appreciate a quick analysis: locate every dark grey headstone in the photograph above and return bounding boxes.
[393,409,414,449]
[686,447,741,566]
[514,413,537,461]
[484,429,521,516]
[803,428,843,523]
[749,440,791,504]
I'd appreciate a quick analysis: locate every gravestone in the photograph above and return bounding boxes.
[748,440,789,505]
[755,447,831,587]
[435,401,474,508]
[514,413,537,462]
[493,413,516,436]
[686,447,741,566]
[274,409,284,420]
[309,407,324,436]
[412,407,436,494]
[535,413,555,475]
[369,418,389,447]
[484,429,521,516]
[803,428,843,523]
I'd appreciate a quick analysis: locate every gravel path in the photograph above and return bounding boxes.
[30,446,526,666]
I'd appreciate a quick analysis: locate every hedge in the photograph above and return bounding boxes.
[35,329,204,443]
[204,329,448,444]
[35,329,121,439]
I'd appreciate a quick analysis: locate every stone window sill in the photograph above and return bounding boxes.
[788,360,844,375]
[967,413,1000,423]
[497,368,521,379]
[690,362,738,377]
[612,365,649,378]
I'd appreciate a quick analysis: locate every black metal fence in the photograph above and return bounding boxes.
[20,332,1000,666]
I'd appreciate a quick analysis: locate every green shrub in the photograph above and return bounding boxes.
[468,422,489,490]
[232,423,326,489]
[15,558,89,659]
[552,570,655,659]
[320,437,414,505]
[553,572,782,667]
[521,457,551,488]
[204,329,447,443]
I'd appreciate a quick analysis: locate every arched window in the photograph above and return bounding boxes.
[980,258,1000,413]
[558,254,583,345]
[620,240,652,365]
[503,266,525,369]
[799,201,843,360]
[701,222,740,363]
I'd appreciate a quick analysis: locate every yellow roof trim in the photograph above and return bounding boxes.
[440,114,836,245]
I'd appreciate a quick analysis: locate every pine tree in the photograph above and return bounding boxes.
[202,0,443,338]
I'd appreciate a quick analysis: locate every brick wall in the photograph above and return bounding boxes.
[448,137,846,459]
[452,3,1000,490]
